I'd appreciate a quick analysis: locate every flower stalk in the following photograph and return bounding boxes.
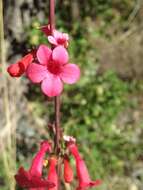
[49,1,62,189]
[49,0,55,34]
[49,0,61,154]
[54,95,61,153]
[7,1,101,189]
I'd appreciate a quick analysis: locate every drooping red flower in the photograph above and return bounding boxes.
[40,24,69,48]
[15,141,55,189]
[64,156,74,183]
[7,51,35,77]
[67,142,101,190]
[7,63,23,77]
[27,45,80,97]
[47,157,58,190]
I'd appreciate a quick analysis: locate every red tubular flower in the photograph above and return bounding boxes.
[15,141,55,189]
[7,63,23,77]
[67,142,101,190]
[64,156,74,183]
[47,157,58,190]
[7,51,35,77]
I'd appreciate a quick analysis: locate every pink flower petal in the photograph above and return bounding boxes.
[37,45,52,65]
[27,63,47,83]
[41,74,63,97]
[52,46,69,65]
[60,64,80,84]
[48,36,58,46]
[63,33,69,41]
[53,30,63,39]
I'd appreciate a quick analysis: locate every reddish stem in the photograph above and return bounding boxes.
[49,1,61,189]
[49,0,55,35]
[54,96,61,153]
[49,0,60,154]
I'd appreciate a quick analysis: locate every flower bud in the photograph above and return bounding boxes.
[7,51,35,77]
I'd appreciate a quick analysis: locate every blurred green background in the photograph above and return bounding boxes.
[1,0,143,189]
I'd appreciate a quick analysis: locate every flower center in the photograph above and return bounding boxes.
[57,38,65,45]
[47,60,62,75]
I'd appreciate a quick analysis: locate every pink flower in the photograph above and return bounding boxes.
[15,141,55,189]
[64,156,74,183]
[47,157,58,190]
[40,25,69,48]
[7,51,35,77]
[48,30,69,48]
[27,45,80,97]
[67,142,101,190]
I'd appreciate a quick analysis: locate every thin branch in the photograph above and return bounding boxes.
[0,1,16,189]
[0,0,10,124]
[128,0,142,24]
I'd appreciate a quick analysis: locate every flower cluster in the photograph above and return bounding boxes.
[15,137,101,190]
[8,18,101,189]
[7,25,80,97]
[15,141,55,189]
[64,136,101,190]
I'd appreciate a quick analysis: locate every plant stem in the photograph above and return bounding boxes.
[49,0,61,154]
[49,0,55,35]
[54,96,61,153]
[49,1,61,189]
